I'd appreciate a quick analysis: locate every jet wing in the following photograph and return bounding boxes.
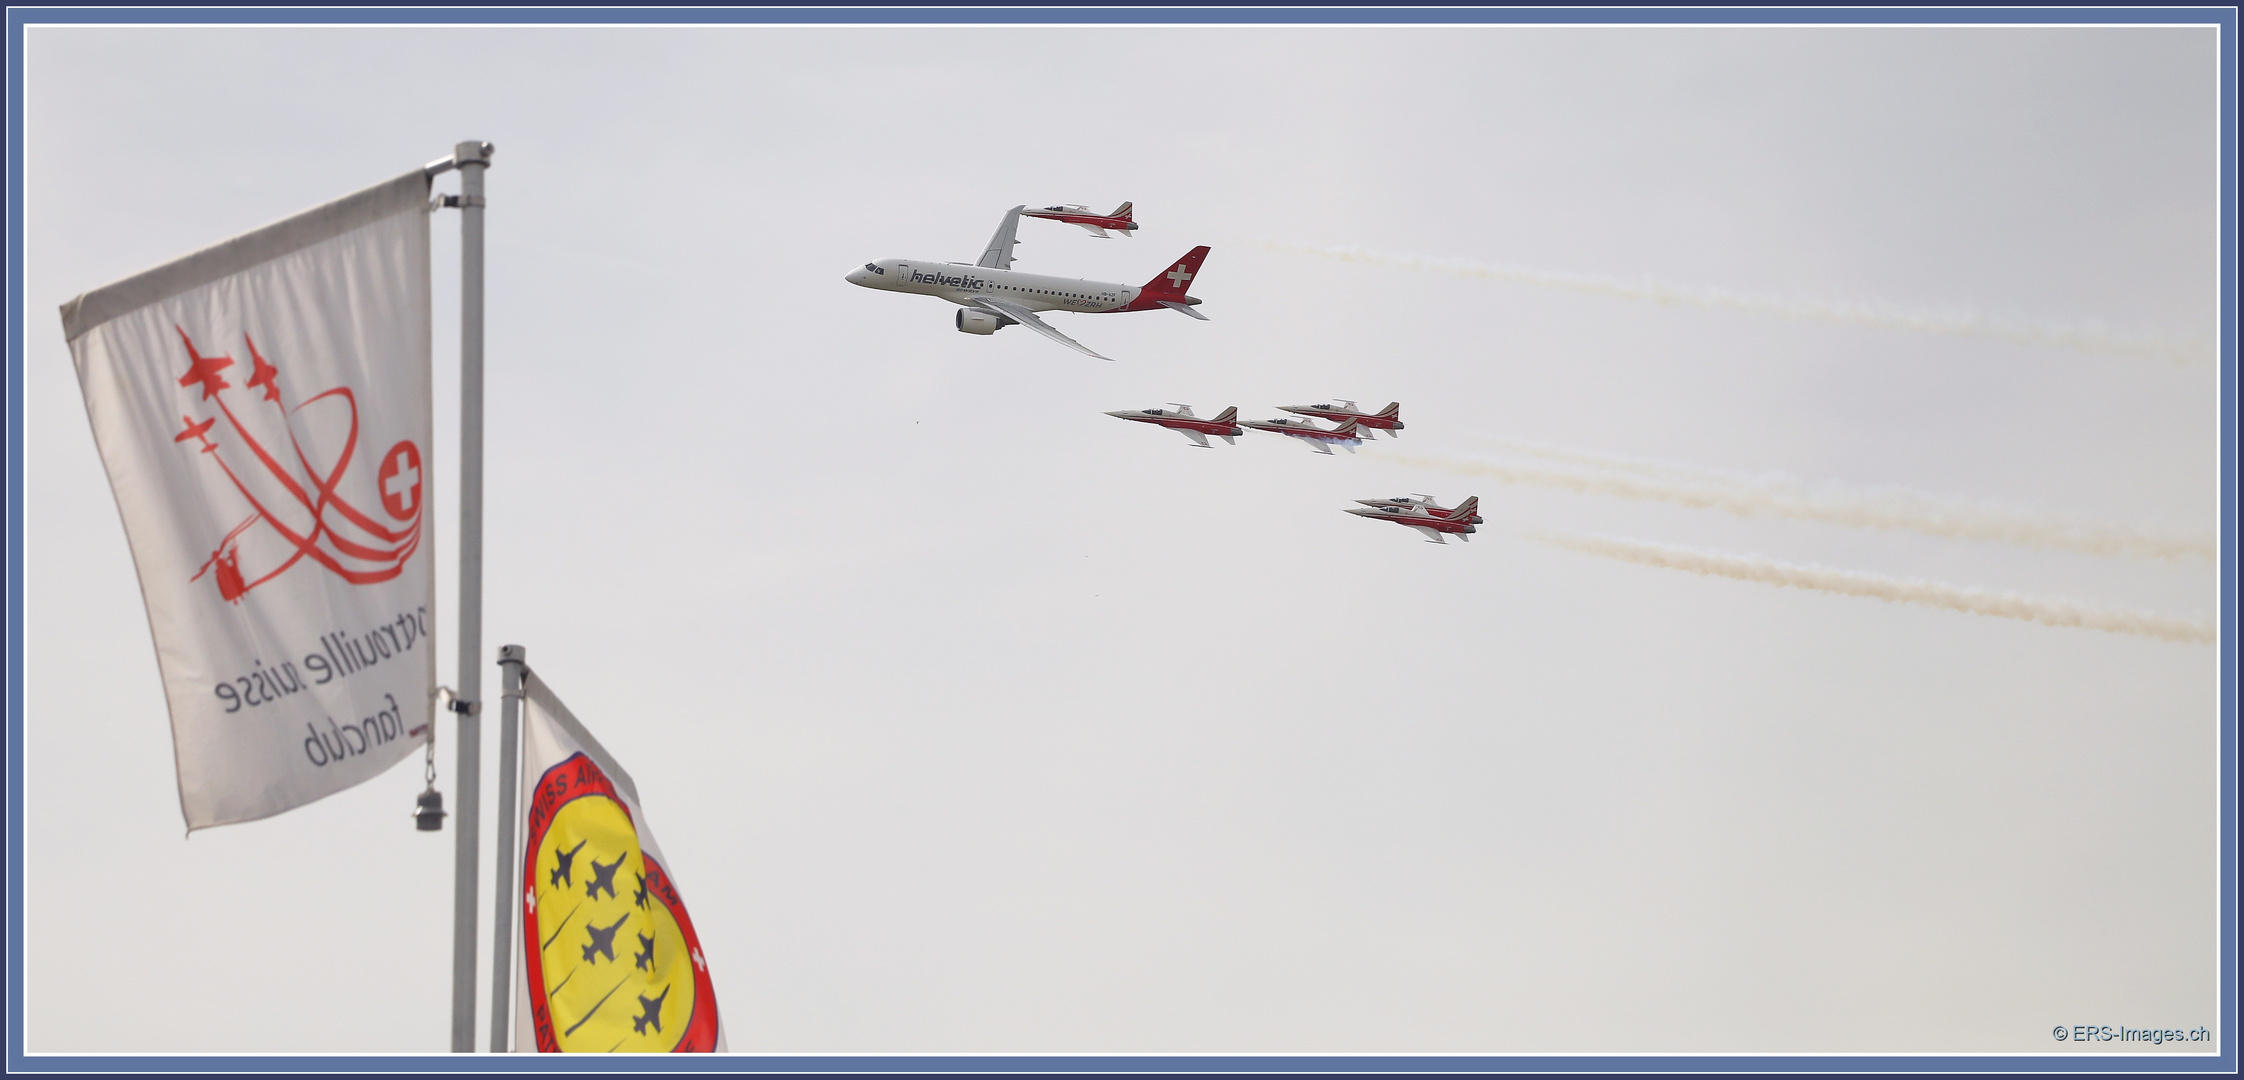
[968,296,1112,360]
[978,205,1025,270]
[1176,428,1211,447]
[1408,525,1448,543]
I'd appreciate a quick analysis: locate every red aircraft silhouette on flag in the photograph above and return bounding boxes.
[171,327,423,602]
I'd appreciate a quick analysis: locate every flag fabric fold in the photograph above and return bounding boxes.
[62,169,436,830]
[513,671,724,1053]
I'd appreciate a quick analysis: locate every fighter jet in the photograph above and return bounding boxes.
[172,414,217,448]
[549,839,587,889]
[846,205,1211,360]
[1240,416,1365,455]
[1022,201,1139,237]
[174,327,234,400]
[1355,493,1484,524]
[583,914,630,965]
[1346,496,1480,543]
[1277,399,1403,437]
[585,853,625,901]
[633,986,670,1036]
[1106,404,1242,448]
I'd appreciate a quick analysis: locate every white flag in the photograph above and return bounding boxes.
[62,170,435,830]
[513,672,725,1052]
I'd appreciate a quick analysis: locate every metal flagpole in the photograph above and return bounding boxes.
[446,139,494,1053]
[489,645,526,1051]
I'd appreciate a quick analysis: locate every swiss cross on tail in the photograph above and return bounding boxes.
[1144,246,1209,297]
[1124,245,1212,321]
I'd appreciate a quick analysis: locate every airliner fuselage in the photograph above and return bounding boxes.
[846,259,1144,315]
[845,204,1210,360]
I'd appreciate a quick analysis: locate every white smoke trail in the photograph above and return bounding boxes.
[1252,239,2209,368]
[1377,448,2215,562]
[1472,434,1785,489]
[1534,529,2214,645]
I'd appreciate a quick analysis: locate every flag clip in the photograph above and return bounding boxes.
[448,697,480,716]
[439,194,487,209]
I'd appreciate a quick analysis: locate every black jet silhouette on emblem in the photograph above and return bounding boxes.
[635,932,656,972]
[586,853,625,900]
[582,914,630,964]
[633,870,650,909]
[633,985,669,1036]
[550,839,587,889]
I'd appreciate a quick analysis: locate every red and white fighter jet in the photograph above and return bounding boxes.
[1354,493,1484,524]
[1277,399,1402,437]
[1345,496,1481,543]
[1240,416,1365,455]
[1021,202,1139,238]
[1106,404,1242,448]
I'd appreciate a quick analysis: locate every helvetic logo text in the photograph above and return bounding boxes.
[909,269,988,290]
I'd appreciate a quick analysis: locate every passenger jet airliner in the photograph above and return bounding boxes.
[845,205,1210,360]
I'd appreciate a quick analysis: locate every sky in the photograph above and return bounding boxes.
[16,20,2227,1056]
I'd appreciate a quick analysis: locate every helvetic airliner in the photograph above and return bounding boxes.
[845,205,1210,360]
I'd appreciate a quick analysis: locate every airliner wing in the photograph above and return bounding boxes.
[968,296,1111,360]
[978,205,1025,270]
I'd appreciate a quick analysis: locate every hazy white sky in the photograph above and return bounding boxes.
[19,21,2224,1056]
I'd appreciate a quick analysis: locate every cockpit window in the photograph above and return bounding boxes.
[864,263,884,275]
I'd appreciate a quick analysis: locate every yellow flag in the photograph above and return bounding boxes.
[515,673,721,1052]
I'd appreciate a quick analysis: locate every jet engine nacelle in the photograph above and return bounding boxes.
[955,309,1014,335]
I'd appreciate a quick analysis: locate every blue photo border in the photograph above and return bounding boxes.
[6,5,2234,1074]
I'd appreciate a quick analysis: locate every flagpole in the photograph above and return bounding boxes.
[489,645,526,1051]
[447,139,493,1054]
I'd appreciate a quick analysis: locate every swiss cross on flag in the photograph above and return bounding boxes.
[378,440,422,519]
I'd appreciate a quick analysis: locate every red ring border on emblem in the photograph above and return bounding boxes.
[520,752,719,1052]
